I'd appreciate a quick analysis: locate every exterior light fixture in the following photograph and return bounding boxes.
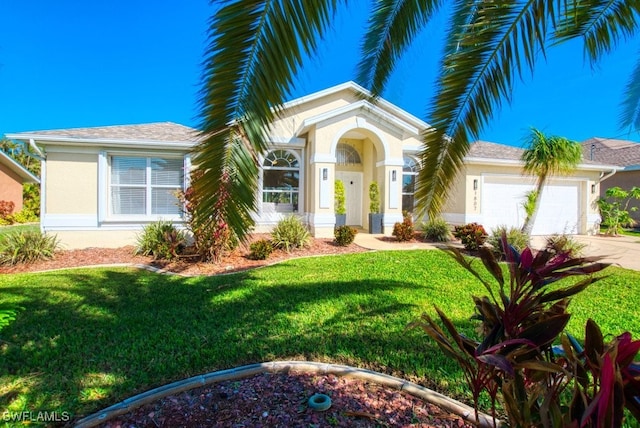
[473,179,478,190]
[591,184,596,194]
[322,168,328,181]
[392,170,397,181]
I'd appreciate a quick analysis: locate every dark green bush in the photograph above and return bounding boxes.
[271,215,310,252]
[392,212,414,242]
[249,239,273,260]
[135,220,187,260]
[421,217,452,242]
[487,225,529,257]
[0,230,60,265]
[334,225,357,246]
[452,222,487,251]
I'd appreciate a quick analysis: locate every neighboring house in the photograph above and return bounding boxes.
[0,150,40,213]
[7,82,615,249]
[582,137,640,223]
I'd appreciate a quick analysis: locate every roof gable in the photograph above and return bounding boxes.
[0,151,39,184]
[281,81,430,132]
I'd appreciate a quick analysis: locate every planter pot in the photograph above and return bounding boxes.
[368,213,383,234]
[335,214,347,227]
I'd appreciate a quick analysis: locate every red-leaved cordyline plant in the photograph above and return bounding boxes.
[410,234,640,427]
[178,169,238,263]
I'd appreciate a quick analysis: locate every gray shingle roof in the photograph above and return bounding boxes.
[582,137,640,167]
[468,140,524,160]
[10,122,200,143]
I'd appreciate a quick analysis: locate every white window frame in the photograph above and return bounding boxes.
[259,148,304,217]
[99,151,188,223]
[402,155,420,213]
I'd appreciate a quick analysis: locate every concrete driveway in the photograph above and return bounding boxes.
[354,233,640,271]
[532,234,640,271]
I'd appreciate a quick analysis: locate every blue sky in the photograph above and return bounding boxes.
[1,1,639,148]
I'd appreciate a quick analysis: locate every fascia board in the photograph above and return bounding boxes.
[464,156,623,172]
[5,134,195,150]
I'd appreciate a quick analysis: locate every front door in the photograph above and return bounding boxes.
[336,171,363,226]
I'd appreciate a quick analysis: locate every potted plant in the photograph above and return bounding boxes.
[368,181,383,233]
[335,179,346,227]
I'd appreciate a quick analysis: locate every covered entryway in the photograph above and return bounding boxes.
[482,176,581,235]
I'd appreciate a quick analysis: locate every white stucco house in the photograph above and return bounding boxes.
[6,82,618,249]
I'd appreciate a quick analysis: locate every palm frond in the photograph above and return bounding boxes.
[194,0,340,241]
[620,51,640,131]
[356,0,444,96]
[555,0,640,63]
[416,0,562,218]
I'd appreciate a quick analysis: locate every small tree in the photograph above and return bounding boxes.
[597,186,640,235]
[520,129,582,236]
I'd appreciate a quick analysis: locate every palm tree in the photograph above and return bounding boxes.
[195,1,640,242]
[520,128,582,236]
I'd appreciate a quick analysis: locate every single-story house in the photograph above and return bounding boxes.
[0,150,40,213]
[7,82,617,249]
[582,137,640,223]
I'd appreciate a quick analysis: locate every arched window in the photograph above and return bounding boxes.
[336,143,361,165]
[262,150,299,213]
[402,156,419,213]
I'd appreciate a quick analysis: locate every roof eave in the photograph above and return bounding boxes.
[0,151,40,184]
[5,134,196,150]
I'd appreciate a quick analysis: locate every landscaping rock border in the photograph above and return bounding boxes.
[75,360,501,427]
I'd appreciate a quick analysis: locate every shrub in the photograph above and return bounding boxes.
[545,233,586,258]
[410,236,640,427]
[334,180,346,215]
[135,220,186,260]
[271,215,310,252]
[420,217,452,242]
[178,170,238,263]
[369,181,380,214]
[452,222,487,251]
[0,230,60,265]
[487,225,529,256]
[334,225,357,246]
[392,212,414,242]
[597,186,640,235]
[248,239,273,260]
[0,201,16,219]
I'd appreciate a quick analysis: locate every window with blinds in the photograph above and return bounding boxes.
[110,156,184,216]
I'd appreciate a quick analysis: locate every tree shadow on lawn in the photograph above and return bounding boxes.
[0,265,479,423]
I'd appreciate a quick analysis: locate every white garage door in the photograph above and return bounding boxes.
[482,177,580,235]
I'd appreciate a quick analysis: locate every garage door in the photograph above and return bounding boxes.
[482,177,580,235]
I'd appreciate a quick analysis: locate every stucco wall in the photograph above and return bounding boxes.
[0,164,24,212]
[45,151,98,214]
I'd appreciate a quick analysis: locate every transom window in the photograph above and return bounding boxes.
[336,143,361,165]
[110,156,184,216]
[402,156,419,213]
[262,150,299,212]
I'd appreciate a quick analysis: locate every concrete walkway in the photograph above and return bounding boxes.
[354,233,640,271]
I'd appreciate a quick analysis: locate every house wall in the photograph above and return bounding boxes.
[41,145,189,249]
[599,170,640,224]
[45,151,98,214]
[0,164,24,212]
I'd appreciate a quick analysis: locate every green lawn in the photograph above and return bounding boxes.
[0,223,39,239]
[1,250,639,424]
